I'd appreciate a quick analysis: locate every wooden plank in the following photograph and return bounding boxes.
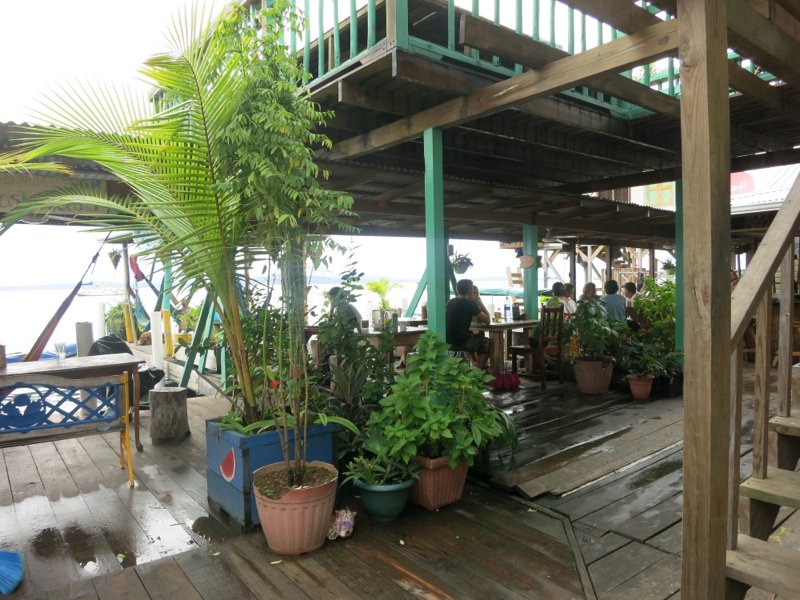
[648,522,683,555]
[517,420,683,498]
[28,442,121,578]
[548,448,683,520]
[726,534,800,598]
[173,546,257,600]
[752,290,772,479]
[770,415,800,436]
[778,245,794,417]
[135,556,203,600]
[92,568,149,600]
[578,471,683,533]
[459,13,681,118]
[219,535,311,599]
[55,438,164,567]
[603,554,682,600]
[573,526,631,565]
[322,19,679,160]
[615,493,684,543]
[77,435,196,558]
[739,467,800,508]
[588,541,669,595]
[4,444,79,595]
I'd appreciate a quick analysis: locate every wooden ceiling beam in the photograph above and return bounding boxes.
[460,12,680,119]
[775,0,800,22]
[370,181,425,206]
[333,170,378,190]
[728,0,800,83]
[549,148,800,194]
[321,19,679,161]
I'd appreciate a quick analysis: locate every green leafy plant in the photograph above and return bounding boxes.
[451,252,473,273]
[564,299,621,358]
[105,302,127,338]
[617,335,667,378]
[367,332,515,469]
[342,433,420,485]
[365,278,402,311]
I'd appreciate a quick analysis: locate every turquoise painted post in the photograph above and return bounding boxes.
[675,179,684,358]
[549,0,556,46]
[179,296,214,387]
[533,0,540,41]
[405,269,428,318]
[317,0,325,77]
[350,0,357,57]
[424,128,446,338]
[514,0,523,73]
[568,8,574,54]
[447,0,455,50]
[523,225,539,321]
[367,0,376,47]
[303,0,311,75]
[332,1,340,67]
[289,0,297,55]
[393,0,409,49]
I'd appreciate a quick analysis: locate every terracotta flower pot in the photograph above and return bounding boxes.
[409,456,468,510]
[252,461,338,555]
[628,374,655,399]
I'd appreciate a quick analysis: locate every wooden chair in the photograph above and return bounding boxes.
[532,305,564,390]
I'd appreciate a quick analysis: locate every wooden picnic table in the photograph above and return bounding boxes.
[0,353,145,450]
[472,319,539,374]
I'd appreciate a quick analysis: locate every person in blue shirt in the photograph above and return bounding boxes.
[601,280,627,321]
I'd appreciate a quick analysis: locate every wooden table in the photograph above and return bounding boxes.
[0,353,145,450]
[365,327,427,364]
[472,320,539,373]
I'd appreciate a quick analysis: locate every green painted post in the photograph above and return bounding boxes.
[304,0,311,75]
[523,225,539,320]
[367,0,376,47]
[424,128,446,338]
[447,0,455,50]
[405,269,428,318]
[179,295,214,387]
[289,0,297,55]
[317,0,325,77]
[350,0,358,57]
[533,0,540,41]
[394,0,409,49]
[675,179,684,358]
[549,0,556,45]
[568,8,574,54]
[514,0,522,73]
[332,1,340,67]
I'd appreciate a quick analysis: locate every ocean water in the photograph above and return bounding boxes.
[0,285,154,356]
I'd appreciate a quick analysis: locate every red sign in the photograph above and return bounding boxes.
[730,171,755,195]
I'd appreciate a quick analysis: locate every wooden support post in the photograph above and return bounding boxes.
[149,387,190,444]
[568,243,577,294]
[777,244,794,418]
[727,344,743,550]
[424,128,446,338]
[674,180,684,357]
[677,0,731,596]
[752,290,772,479]
[522,224,538,321]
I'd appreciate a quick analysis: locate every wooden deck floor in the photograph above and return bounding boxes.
[1,367,797,599]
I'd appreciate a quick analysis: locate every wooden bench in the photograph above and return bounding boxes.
[0,372,135,486]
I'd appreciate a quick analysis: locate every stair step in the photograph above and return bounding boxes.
[770,415,800,437]
[727,534,800,598]
[739,467,800,509]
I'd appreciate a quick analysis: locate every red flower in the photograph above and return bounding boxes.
[270,379,280,390]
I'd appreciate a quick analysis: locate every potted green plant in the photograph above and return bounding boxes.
[661,259,676,276]
[342,433,419,522]
[365,277,402,330]
[451,252,473,275]
[370,332,516,510]
[105,302,127,339]
[564,299,621,394]
[617,336,667,399]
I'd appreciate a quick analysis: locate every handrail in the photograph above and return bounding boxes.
[730,172,800,346]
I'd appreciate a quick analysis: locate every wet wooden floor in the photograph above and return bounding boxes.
[1,367,796,599]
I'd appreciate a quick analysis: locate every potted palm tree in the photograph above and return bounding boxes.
[365,278,402,330]
[3,1,356,554]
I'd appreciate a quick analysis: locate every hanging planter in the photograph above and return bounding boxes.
[451,253,473,275]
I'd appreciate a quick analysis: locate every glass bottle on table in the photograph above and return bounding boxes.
[503,297,511,323]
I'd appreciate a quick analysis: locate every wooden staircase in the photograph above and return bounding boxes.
[725,247,800,597]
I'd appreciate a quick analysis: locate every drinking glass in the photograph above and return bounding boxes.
[54,342,67,364]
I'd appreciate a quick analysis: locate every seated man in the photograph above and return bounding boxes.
[601,280,627,321]
[327,286,362,332]
[445,279,490,368]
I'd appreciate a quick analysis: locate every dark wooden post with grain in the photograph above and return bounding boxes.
[149,387,190,444]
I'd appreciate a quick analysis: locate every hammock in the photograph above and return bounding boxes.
[21,245,103,362]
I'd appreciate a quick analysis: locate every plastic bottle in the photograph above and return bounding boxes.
[503,297,511,323]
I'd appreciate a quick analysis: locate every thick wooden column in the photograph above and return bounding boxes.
[424,128,446,338]
[522,224,539,320]
[678,0,732,597]
[675,180,684,356]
